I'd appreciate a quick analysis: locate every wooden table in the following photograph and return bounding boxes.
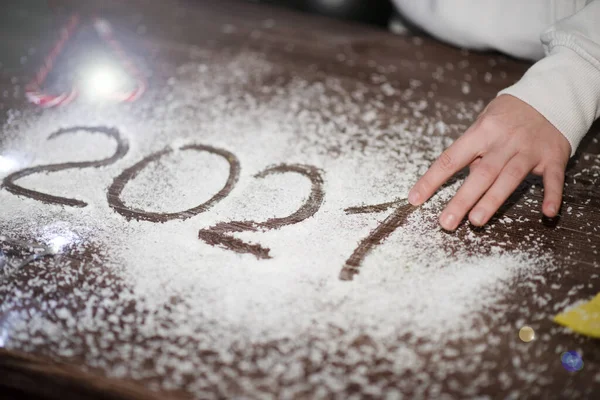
[1,0,599,398]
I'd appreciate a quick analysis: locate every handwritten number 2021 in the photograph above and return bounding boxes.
[2,126,414,280]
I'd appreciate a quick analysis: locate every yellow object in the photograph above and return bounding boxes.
[554,293,600,339]
[519,326,535,342]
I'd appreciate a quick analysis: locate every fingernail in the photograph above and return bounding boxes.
[408,190,421,205]
[548,204,557,215]
[441,213,456,230]
[470,209,485,226]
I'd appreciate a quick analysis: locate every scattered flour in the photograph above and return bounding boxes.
[0,49,578,398]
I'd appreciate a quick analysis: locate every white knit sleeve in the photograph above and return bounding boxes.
[499,0,600,156]
[391,0,588,61]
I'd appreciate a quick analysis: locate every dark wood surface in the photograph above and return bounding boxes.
[0,0,599,398]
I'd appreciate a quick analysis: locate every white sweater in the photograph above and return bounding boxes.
[392,0,600,156]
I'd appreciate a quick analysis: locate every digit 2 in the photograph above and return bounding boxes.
[107,144,240,222]
[2,126,129,207]
[198,164,324,259]
[340,199,416,281]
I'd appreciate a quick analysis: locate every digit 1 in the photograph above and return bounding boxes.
[340,199,416,281]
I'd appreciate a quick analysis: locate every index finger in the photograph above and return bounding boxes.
[408,134,481,205]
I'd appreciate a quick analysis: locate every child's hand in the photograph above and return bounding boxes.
[408,94,572,231]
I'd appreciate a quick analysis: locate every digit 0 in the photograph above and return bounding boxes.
[107,144,240,222]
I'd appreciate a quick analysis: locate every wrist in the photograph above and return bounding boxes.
[498,46,600,156]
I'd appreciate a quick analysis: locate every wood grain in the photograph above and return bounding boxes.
[0,0,599,398]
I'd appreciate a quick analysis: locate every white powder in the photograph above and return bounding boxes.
[0,50,580,397]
